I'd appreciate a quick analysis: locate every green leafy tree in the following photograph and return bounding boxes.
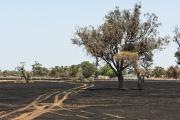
[96,65,116,78]
[32,61,49,76]
[72,4,168,89]
[152,66,165,78]
[98,65,110,76]
[106,69,116,78]
[81,61,96,78]
[69,65,80,77]
[32,61,42,76]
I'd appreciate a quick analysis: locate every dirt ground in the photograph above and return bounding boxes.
[0,80,180,120]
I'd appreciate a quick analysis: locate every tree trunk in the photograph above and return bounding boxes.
[117,71,124,89]
[137,76,144,90]
[26,79,29,83]
[137,77,141,90]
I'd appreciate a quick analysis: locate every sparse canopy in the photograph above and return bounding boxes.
[16,62,31,83]
[72,4,169,89]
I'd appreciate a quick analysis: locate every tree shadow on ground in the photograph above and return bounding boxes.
[86,87,146,91]
[86,87,119,91]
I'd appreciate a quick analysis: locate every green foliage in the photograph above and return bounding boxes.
[32,61,49,76]
[1,70,19,77]
[97,65,110,76]
[152,66,165,78]
[2,70,8,76]
[51,63,95,79]
[81,61,96,78]
[69,65,80,77]
[106,69,116,78]
[16,62,31,83]
[49,66,64,78]
[96,65,116,78]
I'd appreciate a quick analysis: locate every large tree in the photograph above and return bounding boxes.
[174,26,180,64]
[72,4,168,89]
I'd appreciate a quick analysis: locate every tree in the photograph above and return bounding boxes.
[81,61,96,78]
[166,66,179,79]
[2,70,8,77]
[174,26,180,64]
[134,54,152,90]
[49,66,64,78]
[106,69,116,78]
[69,65,80,77]
[16,62,31,83]
[32,61,49,76]
[32,61,42,76]
[152,66,165,78]
[96,65,110,76]
[72,4,168,89]
[0,70,19,77]
[96,65,116,78]
[114,51,151,90]
[174,66,180,79]
[76,67,84,81]
[62,66,70,77]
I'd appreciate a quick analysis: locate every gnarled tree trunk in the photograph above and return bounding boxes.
[117,71,124,89]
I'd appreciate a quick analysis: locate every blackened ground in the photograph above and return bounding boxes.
[0,80,180,120]
[0,82,79,112]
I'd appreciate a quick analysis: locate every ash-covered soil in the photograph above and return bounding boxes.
[0,82,78,109]
[0,80,180,120]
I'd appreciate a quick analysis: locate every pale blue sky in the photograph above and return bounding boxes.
[0,0,179,70]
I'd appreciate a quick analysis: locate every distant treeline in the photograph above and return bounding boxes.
[0,61,96,79]
[95,65,180,79]
[0,61,180,80]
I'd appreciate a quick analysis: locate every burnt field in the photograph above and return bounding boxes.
[0,80,180,120]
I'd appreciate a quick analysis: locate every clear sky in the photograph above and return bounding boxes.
[0,0,180,70]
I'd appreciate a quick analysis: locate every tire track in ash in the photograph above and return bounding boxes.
[0,90,61,119]
[0,83,94,120]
